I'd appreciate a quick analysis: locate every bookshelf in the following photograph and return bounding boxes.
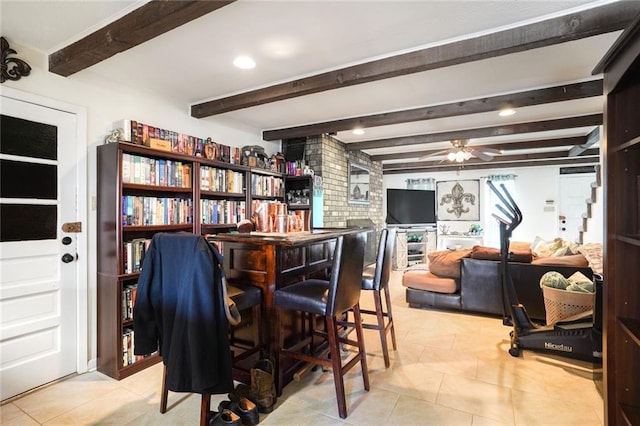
[97,141,287,380]
[593,15,640,425]
[285,175,313,230]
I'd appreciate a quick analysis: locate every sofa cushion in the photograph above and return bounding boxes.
[469,245,532,263]
[577,242,603,275]
[402,270,458,294]
[531,236,580,257]
[427,249,472,278]
[531,254,589,267]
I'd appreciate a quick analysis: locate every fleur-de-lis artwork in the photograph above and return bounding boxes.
[436,180,480,220]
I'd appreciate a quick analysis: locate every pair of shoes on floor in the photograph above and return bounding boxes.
[229,357,276,414]
[218,398,260,426]
[208,409,242,426]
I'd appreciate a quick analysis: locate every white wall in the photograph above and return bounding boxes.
[384,164,603,246]
[2,42,279,368]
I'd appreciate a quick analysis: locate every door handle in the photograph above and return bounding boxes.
[62,253,77,263]
[561,227,566,231]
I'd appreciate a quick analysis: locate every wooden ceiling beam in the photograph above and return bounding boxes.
[347,114,602,151]
[49,1,235,77]
[371,136,588,161]
[569,127,600,156]
[383,156,600,174]
[192,1,638,118]
[383,150,599,174]
[262,80,602,140]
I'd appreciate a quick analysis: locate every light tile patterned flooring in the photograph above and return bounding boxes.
[2,271,603,425]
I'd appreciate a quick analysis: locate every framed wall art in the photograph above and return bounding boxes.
[348,163,370,204]
[436,179,480,220]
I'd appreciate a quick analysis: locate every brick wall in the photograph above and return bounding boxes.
[304,135,384,231]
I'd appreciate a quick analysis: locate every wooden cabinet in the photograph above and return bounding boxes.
[97,141,286,380]
[593,15,640,425]
[285,175,313,229]
[393,227,436,269]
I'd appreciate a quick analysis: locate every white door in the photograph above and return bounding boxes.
[0,95,80,401]
[558,173,595,243]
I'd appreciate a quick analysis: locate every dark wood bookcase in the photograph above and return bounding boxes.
[285,175,314,228]
[97,141,297,379]
[594,14,640,425]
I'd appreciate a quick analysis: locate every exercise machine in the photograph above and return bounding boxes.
[487,181,602,362]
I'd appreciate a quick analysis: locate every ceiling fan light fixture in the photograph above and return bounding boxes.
[447,151,457,161]
[499,108,516,117]
[455,150,466,162]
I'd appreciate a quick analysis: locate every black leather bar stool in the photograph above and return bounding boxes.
[273,232,369,419]
[134,233,238,426]
[159,240,263,421]
[160,282,262,410]
[359,227,397,368]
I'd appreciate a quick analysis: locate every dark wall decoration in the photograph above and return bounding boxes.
[1,36,32,83]
[348,162,370,204]
[436,179,480,221]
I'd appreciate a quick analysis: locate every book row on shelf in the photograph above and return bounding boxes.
[122,153,192,188]
[251,174,284,197]
[116,119,243,165]
[123,238,151,274]
[200,166,244,193]
[122,283,138,321]
[200,199,246,225]
[122,196,193,227]
[121,328,148,367]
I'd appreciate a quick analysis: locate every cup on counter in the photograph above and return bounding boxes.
[276,215,288,233]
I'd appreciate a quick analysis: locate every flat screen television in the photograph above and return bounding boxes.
[386,188,437,225]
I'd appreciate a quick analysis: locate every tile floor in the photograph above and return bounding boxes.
[1,271,603,425]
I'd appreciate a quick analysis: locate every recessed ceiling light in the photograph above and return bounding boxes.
[233,56,256,69]
[353,128,365,135]
[499,108,516,117]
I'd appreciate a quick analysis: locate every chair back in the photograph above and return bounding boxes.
[372,228,397,291]
[326,232,367,316]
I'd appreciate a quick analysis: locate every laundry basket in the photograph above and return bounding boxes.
[541,284,595,325]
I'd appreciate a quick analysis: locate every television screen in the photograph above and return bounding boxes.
[386,188,437,225]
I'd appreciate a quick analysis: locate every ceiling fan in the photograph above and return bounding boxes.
[420,139,501,163]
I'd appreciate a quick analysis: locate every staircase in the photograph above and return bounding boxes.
[578,164,602,244]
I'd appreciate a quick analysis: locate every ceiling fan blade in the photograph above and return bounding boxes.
[477,147,502,154]
[418,149,450,160]
[469,149,494,161]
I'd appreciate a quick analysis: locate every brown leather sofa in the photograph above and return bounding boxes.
[404,258,594,323]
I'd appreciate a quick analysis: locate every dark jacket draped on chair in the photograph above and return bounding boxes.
[134,233,233,394]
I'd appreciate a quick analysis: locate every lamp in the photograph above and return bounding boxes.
[447,139,473,163]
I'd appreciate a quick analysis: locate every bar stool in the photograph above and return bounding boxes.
[359,227,397,368]
[134,233,239,426]
[158,238,263,425]
[273,232,368,419]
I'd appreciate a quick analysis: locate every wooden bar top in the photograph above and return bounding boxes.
[211,228,359,246]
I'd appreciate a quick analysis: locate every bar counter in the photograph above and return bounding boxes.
[212,228,360,383]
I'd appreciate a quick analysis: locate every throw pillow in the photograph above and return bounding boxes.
[470,245,532,263]
[427,248,472,278]
[531,254,589,267]
[576,242,603,275]
[531,236,563,257]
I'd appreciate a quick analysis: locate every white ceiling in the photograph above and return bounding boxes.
[1,0,625,167]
